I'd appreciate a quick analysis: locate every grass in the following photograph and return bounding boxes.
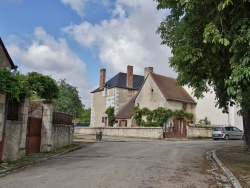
[216,145,250,188]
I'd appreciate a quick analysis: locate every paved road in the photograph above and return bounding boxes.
[0,137,243,188]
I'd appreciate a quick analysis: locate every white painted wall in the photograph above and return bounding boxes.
[184,86,243,130]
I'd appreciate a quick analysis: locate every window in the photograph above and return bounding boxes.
[151,89,154,92]
[182,103,187,111]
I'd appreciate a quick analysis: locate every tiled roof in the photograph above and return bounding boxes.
[91,72,144,93]
[115,94,137,119]
[115,72,196,119]
[150,72,196,103]
[0,37,18,70]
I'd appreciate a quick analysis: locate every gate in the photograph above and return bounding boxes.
[26,117,42,154]
[26,103,43,154]
[163,118,187,138]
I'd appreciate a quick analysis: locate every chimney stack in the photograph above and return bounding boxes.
[99,68,106,89]
[126,65,133,88]
[144,67,153,79]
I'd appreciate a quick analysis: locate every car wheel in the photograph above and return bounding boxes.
[224,135,229,140]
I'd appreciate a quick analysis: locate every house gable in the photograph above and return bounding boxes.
[135,74,167,110]
[0,38,18,70]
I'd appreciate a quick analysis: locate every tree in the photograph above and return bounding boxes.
[0,69,59,101]
[155,0,250,150]
[105,107,115,127]
[199,117,211,126]
[53,79,83,119]
[78,108,91,124]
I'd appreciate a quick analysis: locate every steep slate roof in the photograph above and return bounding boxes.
[0,37,18,70]
[150,72,196,104]
[91,72,144,93]
[115,94,137,119]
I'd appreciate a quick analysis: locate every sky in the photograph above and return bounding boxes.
[0,0,175,107]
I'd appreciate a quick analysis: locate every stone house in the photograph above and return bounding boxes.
[115,67,196,134]
[0,37,18,70]
[90,65,144,127]
[91,66,196,134]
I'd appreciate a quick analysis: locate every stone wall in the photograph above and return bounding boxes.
[40,102,74,152]
[75,127,163,139]
[2,98,29,162]
[52,125,73,148]
[187,125,213,138]
[0,93,5,142]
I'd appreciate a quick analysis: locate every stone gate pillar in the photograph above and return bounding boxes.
[40,101,53,152]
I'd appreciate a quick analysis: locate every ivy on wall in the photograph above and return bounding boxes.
[134,106,194,127]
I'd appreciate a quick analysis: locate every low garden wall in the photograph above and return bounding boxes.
[52,125,74,148]
[75,127,163,139]
[187,125,213,138]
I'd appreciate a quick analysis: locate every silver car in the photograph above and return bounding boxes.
[212,126,244,140]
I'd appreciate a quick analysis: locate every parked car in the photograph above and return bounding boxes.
[212,126,244,140]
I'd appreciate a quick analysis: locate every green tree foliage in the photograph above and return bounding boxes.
[198,117,211,125]
[105,106,115,127]
[155,0,250,150]
[77,108,91,124]
[53,79,83,119]
[0,69,59,101]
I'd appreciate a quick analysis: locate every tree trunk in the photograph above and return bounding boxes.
[243,112,250,151]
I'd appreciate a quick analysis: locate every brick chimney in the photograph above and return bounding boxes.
[99,68,106,89]
[144,67,153,79]
[126,65,133,88]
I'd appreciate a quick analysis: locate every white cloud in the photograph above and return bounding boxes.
[60,0,87,17]
[7,27,91,107]
[63,0,176,78]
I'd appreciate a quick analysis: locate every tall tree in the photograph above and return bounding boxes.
[78,108,91,124]
[155,0,250,150]
[53,79,83,119]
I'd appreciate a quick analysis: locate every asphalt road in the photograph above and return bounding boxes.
[0,137,243,188]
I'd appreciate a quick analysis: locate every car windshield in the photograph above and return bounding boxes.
[213,127,223,131]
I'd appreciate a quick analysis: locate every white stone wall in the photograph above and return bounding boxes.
[75,127,163,139]
[2,98,29,162]
[187,125,213,138]
[52,125,74,148]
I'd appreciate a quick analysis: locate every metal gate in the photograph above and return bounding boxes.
[163,118,187,138]
[26,103,43,154]
[26,117,42,154]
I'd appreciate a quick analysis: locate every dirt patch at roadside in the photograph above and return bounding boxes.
[216,145,250,188]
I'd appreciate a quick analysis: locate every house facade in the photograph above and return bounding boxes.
[0,37,18,70]
[115,67,197,137]
[90,66,144,127]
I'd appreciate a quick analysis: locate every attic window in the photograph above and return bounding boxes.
[183,103,187,111]
[151,89,154,92]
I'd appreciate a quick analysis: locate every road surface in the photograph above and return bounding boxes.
[0,137,242,188]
